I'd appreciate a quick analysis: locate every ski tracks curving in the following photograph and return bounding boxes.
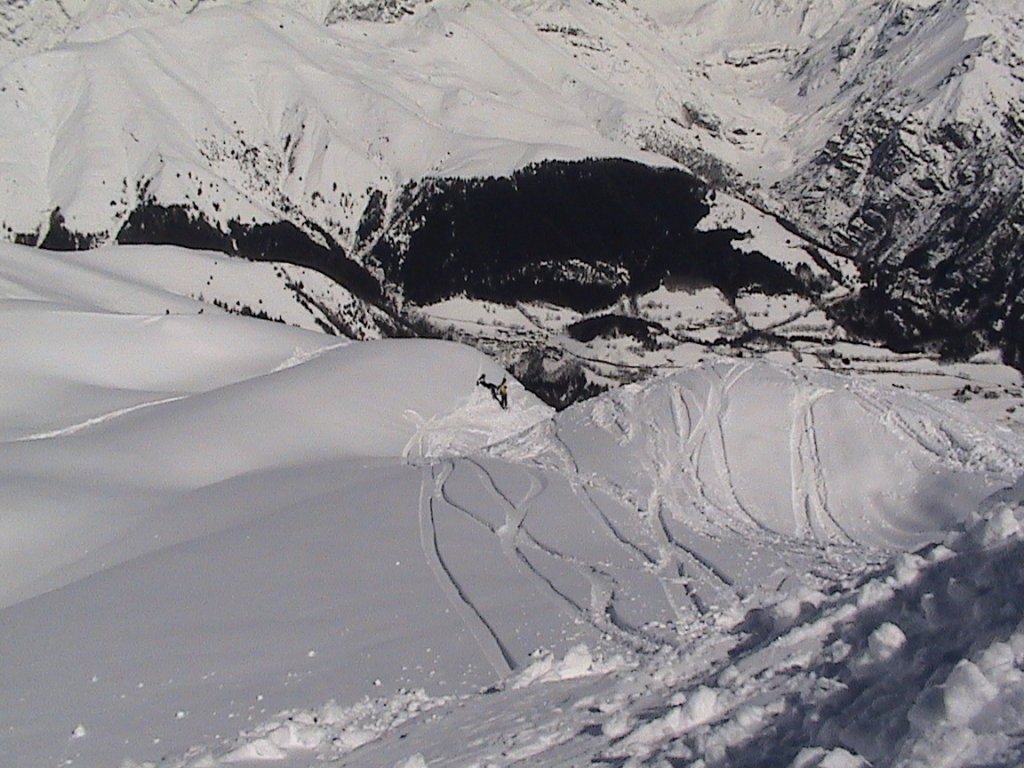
[788,384,856,544]
[417,462,514,677]
[11,395,187,442]
[464,458,662,652]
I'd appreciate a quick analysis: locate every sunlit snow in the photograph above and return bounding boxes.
[3,241,1024,768]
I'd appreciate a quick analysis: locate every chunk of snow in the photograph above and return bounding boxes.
[866,622,907,663]
[621,686,721,755]
[511,645,624,689]
[220,737,287,762]
[856,579,896,610]
[789,746,870,768]
[942,660,1001,726]
[970,504,1022,548]
[267,721,323,750]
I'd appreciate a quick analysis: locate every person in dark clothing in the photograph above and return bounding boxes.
[477,374,509,410]
[496,377,508,410]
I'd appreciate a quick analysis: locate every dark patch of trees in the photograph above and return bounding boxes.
[371,158,802,312]
[567,314,667,349]
[117,202,382,305]
[39,208,105,251]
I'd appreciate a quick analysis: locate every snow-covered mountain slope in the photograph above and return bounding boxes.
[0,240,394,337]
[3,233,1024,768]
[318,487,1024,768]
[499,0,1024,361]
[0,0,652,243]
[3,0,1021,373]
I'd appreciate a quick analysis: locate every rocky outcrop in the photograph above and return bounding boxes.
[767,1,1024,364]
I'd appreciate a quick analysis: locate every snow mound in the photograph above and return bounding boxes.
[69,336,547,479]
[164,689,448,767]
[4,247,1024,768]
[3,318,551,484]
[502,359,1024,553]
[621,483,1024,768]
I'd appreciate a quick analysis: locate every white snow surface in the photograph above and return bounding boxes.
[3,244,1024,768]
[0,0,668,241]
[4,0,1014,274]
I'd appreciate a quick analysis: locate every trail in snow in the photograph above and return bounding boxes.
[9,394,187,442]
[452,457,663,653]
[702,363,781,536]
[785,369,857,544]
[418,461,515,677]
[487,360,1024,628]
[466,460,604,626]
[68,352,1024,768]
[2,293,1018,768]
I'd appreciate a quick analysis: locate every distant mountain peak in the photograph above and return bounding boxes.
[1,0,1022,363]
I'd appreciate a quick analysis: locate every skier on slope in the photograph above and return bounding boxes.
[476,374,509,410]
[497,377,508,410]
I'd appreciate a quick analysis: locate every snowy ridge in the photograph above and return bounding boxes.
[2,247,1024,767]
[490,360,1022,601]
[0,241,392,338]
[2,4,1024,766]
[0,0,655,241]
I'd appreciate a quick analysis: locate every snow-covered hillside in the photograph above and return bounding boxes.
[3,229,1024,767]
[2,5,1024,762]
[1,0,1021,372]
[0,0,652,243]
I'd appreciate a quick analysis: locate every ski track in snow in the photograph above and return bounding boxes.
[418,461,515,678]
[657,381,751,600]
[68,355,1024,768]
[577,482,660,569]
[784,366,857,545]
[460,457,661,652]
[440,459,595,622]
[9,394,187,442]
[703,363,780,537]
[6,314,1021,768]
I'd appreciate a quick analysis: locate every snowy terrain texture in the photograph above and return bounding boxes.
[3,245,1024,767]
[0,0,1022,363]
[3,2,1024,766]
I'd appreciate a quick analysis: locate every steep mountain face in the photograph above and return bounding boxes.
[0,0,1021,373]
[0,0,668,311]
[768,0,1024,363]
[526,0,1024,362]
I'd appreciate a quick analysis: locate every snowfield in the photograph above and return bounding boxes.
[3,244,1024,768]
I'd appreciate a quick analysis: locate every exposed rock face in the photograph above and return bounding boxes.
[761,1,1024,363]
[836,186,1024,364]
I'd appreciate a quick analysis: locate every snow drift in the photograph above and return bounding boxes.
[2,234,1023,766]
